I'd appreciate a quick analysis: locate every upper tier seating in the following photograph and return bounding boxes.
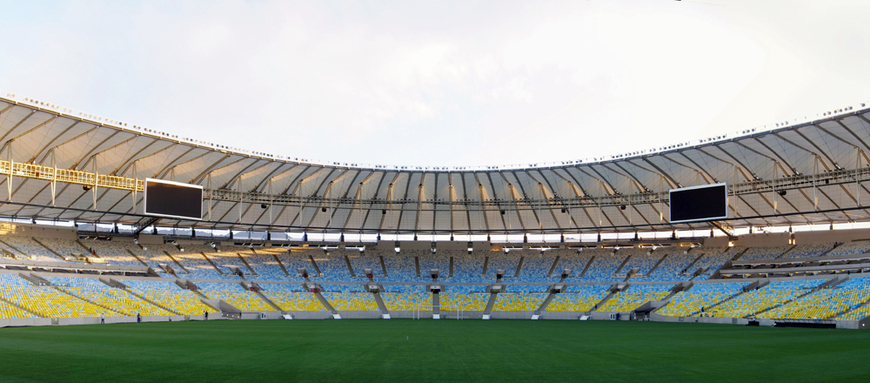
[780,243,836,259]
[618,248,664,278]
[80,240,144,266]
[645,247,697,282]
[128,244,181,277]
[39,238,89,260]
[451,252,487,283]
[168,248,238,280]
[198,246,254,276]
[276,250,319,280]
[244,249,290,281]
[315,250,355,280]
[692,247,743,280]
[826,241,870,257]
[581,249,627,282]
[381,253,419,282]
[516,250,558,282]
[739,246,791,261]
[349,249,386,278]
[417,249,452,278]
[0,236,62,262]
[484,251,525,279]
[552,250,593,280]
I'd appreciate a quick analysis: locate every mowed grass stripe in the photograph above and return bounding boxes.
[0,320,867,382]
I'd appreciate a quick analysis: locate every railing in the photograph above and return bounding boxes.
[1,157,869,212]
[0,159,144,192]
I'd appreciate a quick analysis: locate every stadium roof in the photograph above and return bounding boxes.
[0,94,869,235]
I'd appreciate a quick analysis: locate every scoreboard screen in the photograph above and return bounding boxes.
[669,183,728,223]
[144,178,203,220]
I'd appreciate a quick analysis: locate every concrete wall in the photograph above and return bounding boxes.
[435,241,467,250]
[736,232,790,247]
[399,241,431,250]
[10,224,77,240]
[471,241,492,252]
[138,234,164,245]
[0,317,53,328]
[703,237,729,248]
[539,312,582,320]
[795,228,870,244]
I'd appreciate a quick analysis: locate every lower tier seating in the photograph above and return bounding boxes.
[658,282,748,317]
[598,284,670,312]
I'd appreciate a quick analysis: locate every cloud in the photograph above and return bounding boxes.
[0,0,867,167]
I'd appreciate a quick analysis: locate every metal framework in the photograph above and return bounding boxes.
[1,94,869,235]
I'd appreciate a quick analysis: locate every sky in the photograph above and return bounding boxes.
[0,0,868,168]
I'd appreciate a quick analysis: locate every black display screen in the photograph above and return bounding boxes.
[669,183,728,223]
[144,179,203,220]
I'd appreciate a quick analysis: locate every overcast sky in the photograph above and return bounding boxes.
[1,0,868,168]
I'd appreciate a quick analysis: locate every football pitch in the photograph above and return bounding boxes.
[0,319,868,382]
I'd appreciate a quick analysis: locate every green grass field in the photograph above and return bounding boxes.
[0,320,868,382]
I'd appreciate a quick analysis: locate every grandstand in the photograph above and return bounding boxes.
[0,94,866,331]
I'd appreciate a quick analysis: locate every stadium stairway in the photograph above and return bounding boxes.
[298,272,340,318]
[482,285,501,320]
[447,256,453,278]
[432,288,441,319]
[368,285,390,318]
[164,252,191,274]
[193,291,225,314]
[312,288,339,318]
[534,269,574,318]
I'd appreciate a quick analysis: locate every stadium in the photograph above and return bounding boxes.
[3,1,870,382]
